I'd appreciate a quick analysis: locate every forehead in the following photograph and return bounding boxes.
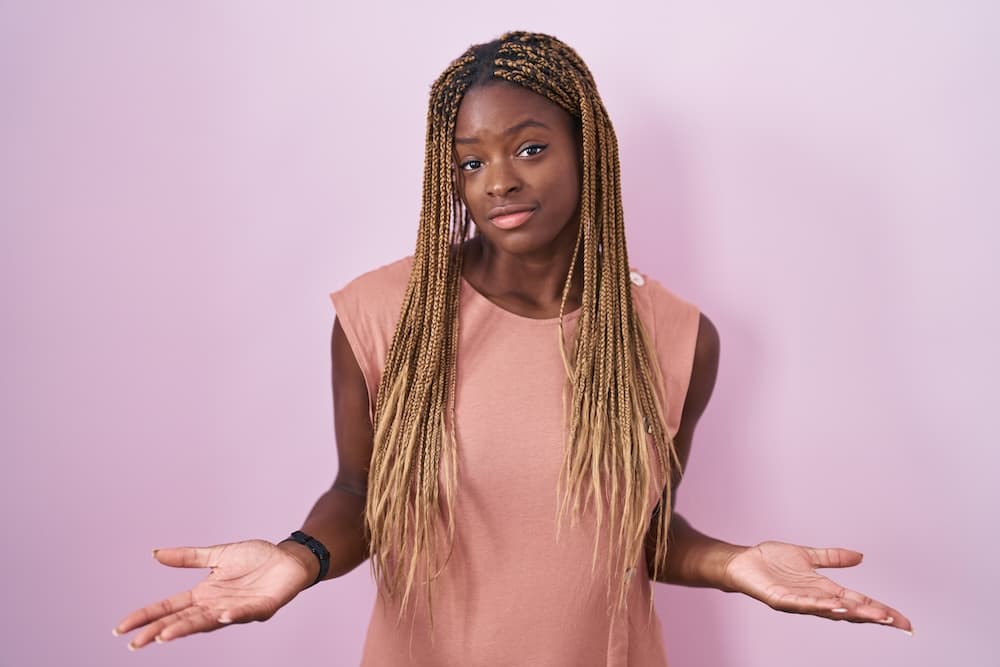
[454,82,574,139]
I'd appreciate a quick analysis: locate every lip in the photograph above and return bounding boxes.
[487,203,537,230]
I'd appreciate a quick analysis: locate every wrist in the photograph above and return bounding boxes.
[712,543,750,593]
[279,530,331,589]
[276,540,320,589]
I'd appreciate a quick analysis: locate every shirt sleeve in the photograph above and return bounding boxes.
[630,269,701,438]
[328,256,414,423]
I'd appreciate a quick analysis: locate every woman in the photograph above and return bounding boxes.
[113,31,912,665]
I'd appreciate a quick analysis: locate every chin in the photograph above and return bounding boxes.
[480,228,564,257]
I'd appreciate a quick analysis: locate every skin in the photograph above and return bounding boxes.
[645,309,912,629]
[112,81,912,651]
[454,81,585,317]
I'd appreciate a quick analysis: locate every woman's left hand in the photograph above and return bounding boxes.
[722,540,913,633]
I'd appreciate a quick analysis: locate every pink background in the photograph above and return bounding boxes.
[3,2,996,665]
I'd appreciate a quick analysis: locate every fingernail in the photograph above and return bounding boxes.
[127,642,136,651]
[219,615,232,624]
[155,635,164,644]
[900,627,914,636]
[152,549,159,559]
[112,627,120,637]
[879,616,894,624]
[831,608,848,613]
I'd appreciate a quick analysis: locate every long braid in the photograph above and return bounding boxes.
[366,31,679,622]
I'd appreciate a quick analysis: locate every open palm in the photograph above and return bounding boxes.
[113,539,313,650]
[724,540,912,633]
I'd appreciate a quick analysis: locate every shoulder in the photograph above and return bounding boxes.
[628,267,700,338]
[629,266,718,372]
[330,255,413,316]
[328,254,414,354]
[328,255,415,404]
[333,254,414,298]
[628,267,720,428]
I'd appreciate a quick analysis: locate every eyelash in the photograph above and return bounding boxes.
[459,144,548,171]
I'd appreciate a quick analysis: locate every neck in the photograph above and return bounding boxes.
[461,224,585,319]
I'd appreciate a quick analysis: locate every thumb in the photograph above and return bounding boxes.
[804,546,864,569]
[152,545,224,569]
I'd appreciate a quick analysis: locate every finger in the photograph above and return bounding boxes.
[881,607,914,634]
[806,592,906,628]
[775,596,876,624]
[114,589,194,636]
[838,589,892,621]
[217,601,267,625]
[153,545,225,569]
[804,546,863,569]
[770,592,851,614]
[839,588,877,617]
[131,605,222,649]
[770,588,913,632]
[840,588,872,604]
[770,589,882,619]
[838,590,912,628]
[157,605,231,642]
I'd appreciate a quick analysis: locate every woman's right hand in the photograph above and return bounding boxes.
[112,539,315,651]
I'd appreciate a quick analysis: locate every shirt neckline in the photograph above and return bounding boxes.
[459,273,583,325]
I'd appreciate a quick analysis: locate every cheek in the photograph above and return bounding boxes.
[454,170,467,203]
[541,165,581,216]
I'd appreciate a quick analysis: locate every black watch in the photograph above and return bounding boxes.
[280,530,330,588]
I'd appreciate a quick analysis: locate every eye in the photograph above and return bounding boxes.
[517,144,547,157]
[459,159,483,172]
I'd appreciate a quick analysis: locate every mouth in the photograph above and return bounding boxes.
[487,204,537,230]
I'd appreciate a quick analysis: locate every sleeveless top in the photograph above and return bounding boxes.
[329,255,701,667]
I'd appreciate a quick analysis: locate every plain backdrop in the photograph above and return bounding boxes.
[2,1,996,665]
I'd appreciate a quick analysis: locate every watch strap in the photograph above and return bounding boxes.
[281,530,330,588]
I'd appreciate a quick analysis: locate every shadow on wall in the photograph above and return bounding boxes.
[618,102,766,667]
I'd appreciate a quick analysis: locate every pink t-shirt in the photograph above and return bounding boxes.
[330,255,700,667]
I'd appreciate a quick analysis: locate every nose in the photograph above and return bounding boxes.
[486,162,522,198]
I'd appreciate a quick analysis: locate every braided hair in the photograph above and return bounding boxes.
[366,30,679,621]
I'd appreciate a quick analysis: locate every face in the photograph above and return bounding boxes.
[453,82,581,258]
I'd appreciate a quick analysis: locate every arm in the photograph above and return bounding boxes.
[643,312,912,632]
[277,315,373,584]
[644,312,743,588]
[113,316,377,649]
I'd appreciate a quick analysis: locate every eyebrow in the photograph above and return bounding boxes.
[455,118,550,145]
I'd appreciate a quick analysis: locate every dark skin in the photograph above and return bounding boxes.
[112,82,911,651]
[454,82,584,318]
